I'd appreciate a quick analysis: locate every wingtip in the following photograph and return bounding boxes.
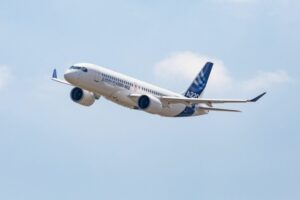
[250,92,267,102]
[52,69,57,79]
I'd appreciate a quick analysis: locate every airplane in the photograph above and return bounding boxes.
[52,62,266,117]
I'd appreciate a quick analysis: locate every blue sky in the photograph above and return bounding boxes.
[0,0,299,199]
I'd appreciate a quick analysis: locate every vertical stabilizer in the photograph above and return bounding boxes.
[184,62,213,98]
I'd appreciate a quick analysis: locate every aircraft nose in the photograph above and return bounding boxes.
[64,69,79,84]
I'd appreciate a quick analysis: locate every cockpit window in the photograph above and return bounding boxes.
[81,67,88,72]
[70,66,81,70]
[70,66,88,72]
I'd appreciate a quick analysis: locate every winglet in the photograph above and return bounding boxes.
[249,92,266,102]
[51,69,72,86]
[52,69,58,79]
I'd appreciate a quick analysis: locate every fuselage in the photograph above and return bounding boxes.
[64,63,208,117]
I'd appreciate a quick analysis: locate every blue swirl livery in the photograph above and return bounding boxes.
[184,62,213,98]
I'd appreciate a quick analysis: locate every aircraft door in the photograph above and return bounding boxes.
[94,72,102,83]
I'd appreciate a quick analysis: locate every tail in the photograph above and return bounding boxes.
[184,62,213,98]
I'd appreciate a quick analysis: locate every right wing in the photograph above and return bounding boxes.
[160,92,266,107]
[197,106,241,112]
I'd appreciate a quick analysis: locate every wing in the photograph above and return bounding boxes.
[197,106,241,112]
[51,69,72,86]
[160,92,266,106]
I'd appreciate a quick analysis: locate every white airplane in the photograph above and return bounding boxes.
[52,62,266,117]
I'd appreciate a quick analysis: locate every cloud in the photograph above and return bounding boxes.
[0,65,12,89]
[241,70,292,91]
[154,52,233,94]
[153,52,291,95]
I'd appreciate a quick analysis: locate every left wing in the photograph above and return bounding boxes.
[51,69,72,86]
[160,92,266,106]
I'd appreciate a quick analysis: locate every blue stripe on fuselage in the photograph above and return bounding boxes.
[176,106,195,117]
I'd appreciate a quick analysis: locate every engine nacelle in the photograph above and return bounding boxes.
[70,87,96,106]
[137,95,163,114]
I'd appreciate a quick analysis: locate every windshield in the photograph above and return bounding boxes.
[70,66,88,72]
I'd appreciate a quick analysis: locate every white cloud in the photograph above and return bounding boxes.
[241,70,292,91]
[0,65,12,89]
[153,52,292,95]
[154,52,233,94]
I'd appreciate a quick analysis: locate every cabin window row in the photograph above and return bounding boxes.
[102,73,133,86]
[141,87,162,96]
[101,73,163,96]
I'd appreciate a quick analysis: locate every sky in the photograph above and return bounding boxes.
[0,0,300,199]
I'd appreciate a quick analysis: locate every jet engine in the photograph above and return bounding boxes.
[70,87,96,106]
[137,95,163,114]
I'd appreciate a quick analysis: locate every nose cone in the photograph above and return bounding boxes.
[64,69,79,84]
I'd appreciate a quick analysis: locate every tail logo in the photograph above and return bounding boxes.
[193,71,206,88]
[184,62,213,98]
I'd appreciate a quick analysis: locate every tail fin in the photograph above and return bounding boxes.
[184,62,213,98]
